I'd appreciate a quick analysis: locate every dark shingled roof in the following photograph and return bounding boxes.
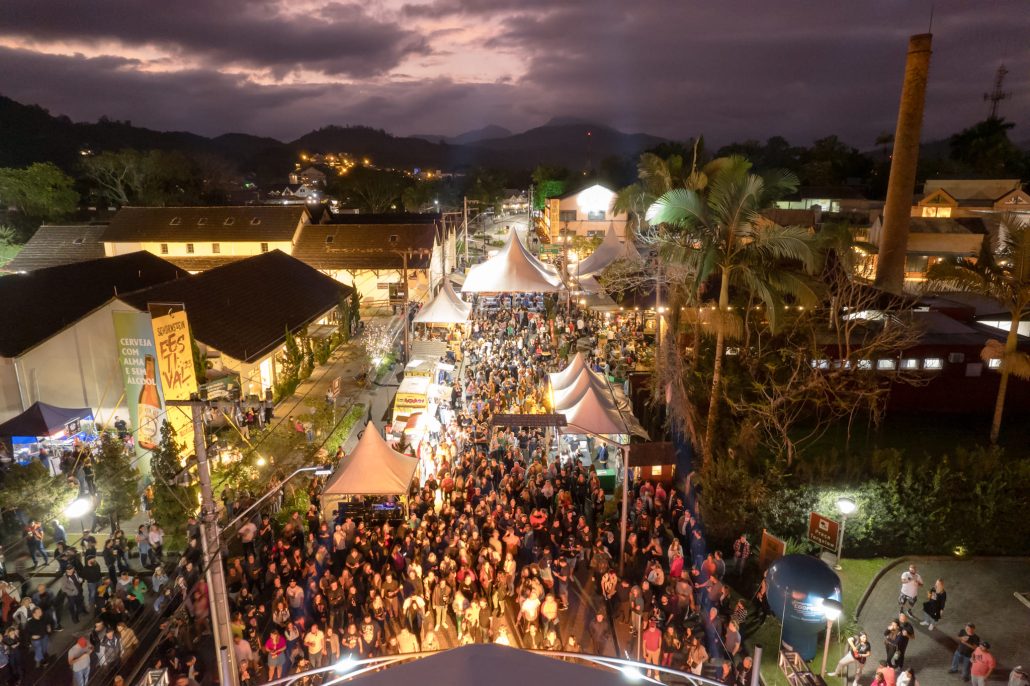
[162,255,247,272]
[325,212,440,225]
[908,217,989,234]
[120,250,351,363]
[292,223,436,270]
[102,206,309,242]
[3,224,109,273]
[0,252,187,357]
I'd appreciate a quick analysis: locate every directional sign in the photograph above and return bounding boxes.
[808,512,841,551]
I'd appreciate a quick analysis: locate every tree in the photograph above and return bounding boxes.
[646,156,822,464]
[927,215,1030,443]
[81,149,212,206]
[0,162,78,233]
[329,167,407,213]
[92,434,141,530]
[150,421,197,544]
[948,117,1027,177]
[531,165,571,209]
[0,460,77,523]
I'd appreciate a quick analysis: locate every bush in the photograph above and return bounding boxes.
[749,446,1030,557]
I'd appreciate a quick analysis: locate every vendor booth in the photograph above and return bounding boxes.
[0,402,97,472]
[321,421,420,523]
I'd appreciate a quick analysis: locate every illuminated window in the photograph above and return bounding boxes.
[857,359,873,370]
[987,358,1002,369]
[186,243,195,254]
[877,359,897,371]
[900,359,919,370]
[923,358,944,370]
[260,242,269,253]
[212,243,220,254]
[160,243,168,255]
[921,206,952,218]
[811,359,830,369]
[651,465,663,476]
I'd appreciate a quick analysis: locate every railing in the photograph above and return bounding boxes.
[778,649,827,686]
[261,650,736,686]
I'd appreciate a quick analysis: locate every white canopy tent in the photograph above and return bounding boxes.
[559,385,628,436]
[462,230,562,293]
[548,352,588,391]
[576,224,643,276]
[552,367,615,411]
[322,422,419,509]
[413,279,471,324]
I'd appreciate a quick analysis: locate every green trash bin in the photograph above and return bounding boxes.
[595,468,617,494]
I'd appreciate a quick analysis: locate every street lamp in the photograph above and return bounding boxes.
[819,598,844,676]
[835,497,856,570]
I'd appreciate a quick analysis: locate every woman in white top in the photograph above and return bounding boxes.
[897,668,919,686]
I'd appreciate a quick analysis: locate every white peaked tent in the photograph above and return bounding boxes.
[462,230,562,293]
[548,352,588,391]
[322,422,419,505]
[576,224,643,276]
[553,367,614,411]
[559,385,628,436]
[413,279,472,324]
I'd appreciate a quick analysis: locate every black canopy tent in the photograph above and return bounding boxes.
[0,402,94,438]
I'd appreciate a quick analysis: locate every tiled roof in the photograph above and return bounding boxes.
[102,206,309,242]
[0,252,187,357]
[3,224,108,273]
[162,255,247,272]
[292,223,437,271]
[120,251,350,363]
[908,217,988,234]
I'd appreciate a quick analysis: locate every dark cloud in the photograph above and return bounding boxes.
[0,0,427,77]
[0,0,1027,145]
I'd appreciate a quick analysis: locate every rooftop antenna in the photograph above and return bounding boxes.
[927,4,934,33]
[984,65,1010,119]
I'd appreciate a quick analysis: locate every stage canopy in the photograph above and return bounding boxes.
[0,402,94,438]
[462,231,562,293]
[344,644,640,686]
[413,279,471,324]
[576,224,643,276]
[322,421,419,498]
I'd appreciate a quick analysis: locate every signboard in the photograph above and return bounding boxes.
[148,304,199,401]
[329,376,342,400]
[807,512,841,551]
[758,529,786,570]
[389,282,407,304]
[113,310,165,473]
[539,245,561,255]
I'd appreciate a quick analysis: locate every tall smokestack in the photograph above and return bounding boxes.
[874,33,933,294]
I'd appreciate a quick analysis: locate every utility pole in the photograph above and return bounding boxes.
[181,401,238,686]
[619,446,629,575]
[984,65,1010,119]
[401,250,410,363]
[463,196,469,269]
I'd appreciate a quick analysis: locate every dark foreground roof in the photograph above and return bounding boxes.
[345,644,634,686]
[908,217,989,234]
[292,223,436,270]
[326,212,440,225]
[120,250,351,363]
[0,252,187,357]
[102,206,308,242]
[4,224,108,273]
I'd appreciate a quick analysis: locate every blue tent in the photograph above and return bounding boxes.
[0,401,94,438]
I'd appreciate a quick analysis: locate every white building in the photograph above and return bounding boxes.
[542,183,630,241]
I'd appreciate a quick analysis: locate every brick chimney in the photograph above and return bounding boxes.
[874,33,933,294]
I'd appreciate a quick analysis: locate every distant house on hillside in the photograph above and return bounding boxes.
[916,179,1029,221]
[541,183,630,241]
[289,166,328,187]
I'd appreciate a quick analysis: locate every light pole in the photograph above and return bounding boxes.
[64,496,94,534]
[819,598,844,676]
[835,497,856,571]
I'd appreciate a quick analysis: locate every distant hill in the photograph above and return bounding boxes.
[0,94,669,180]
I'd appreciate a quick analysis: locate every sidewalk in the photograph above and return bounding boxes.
[853,557,1029,683]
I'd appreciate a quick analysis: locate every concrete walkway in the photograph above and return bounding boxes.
[851,557,1029,683]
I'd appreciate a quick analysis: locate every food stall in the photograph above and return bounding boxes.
[0,402,97,473]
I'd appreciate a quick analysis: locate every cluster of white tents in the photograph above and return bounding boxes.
[413,279,472,324]
[549,352,628,437]
[462,230,562,293]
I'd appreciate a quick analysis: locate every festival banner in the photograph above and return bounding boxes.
[148,303,199,401]
[112,310,165,474]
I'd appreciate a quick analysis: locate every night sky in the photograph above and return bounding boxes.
[1,0,1027,146]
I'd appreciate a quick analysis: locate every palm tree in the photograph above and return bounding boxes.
[646,156,822,465]
[927,216,1030,443]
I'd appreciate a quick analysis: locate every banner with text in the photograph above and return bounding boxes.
[148,304,199,401]
[113,310,165,475]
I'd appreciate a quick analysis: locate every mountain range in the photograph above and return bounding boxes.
[0,95,667,184]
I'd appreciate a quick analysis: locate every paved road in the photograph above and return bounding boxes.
[853,557,1029,683]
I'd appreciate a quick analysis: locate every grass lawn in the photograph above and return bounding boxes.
[747,557,889,686]
[0,243,22,269]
